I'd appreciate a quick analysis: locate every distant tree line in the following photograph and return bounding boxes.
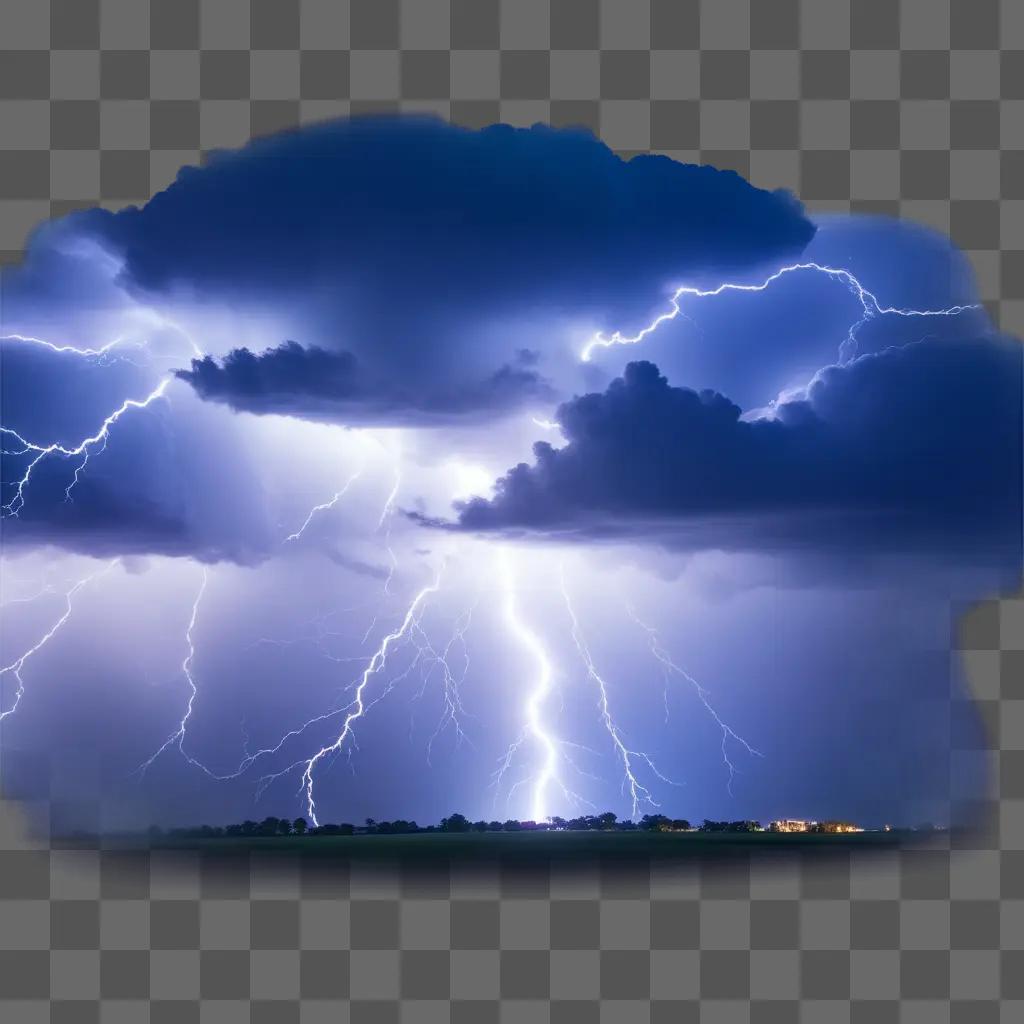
[145,812,810,839]
[145,813,907,840]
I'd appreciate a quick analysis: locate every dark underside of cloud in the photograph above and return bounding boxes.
[53,115,814,425]
[174,341,553,426]
[71,116,814,298]
[453,337,1023,561]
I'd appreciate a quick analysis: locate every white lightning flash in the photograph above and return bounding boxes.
[378,460,401,531]
[0,578,61,609]
[136,568,212,776]
[285,461,365,543]
[627,605,760,795]
[376,456,402,595]
[580,262,981,364]
[497,549,559,823]
[531,417,561,432]
[127,308,204,359]
[560,568,678,819]
[1,378,171,517]
[0,560,119,723]
[2,332,128,360]
[408,602,476,763]
[299,567,443,826]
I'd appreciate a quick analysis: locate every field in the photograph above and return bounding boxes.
[138,829,914,864]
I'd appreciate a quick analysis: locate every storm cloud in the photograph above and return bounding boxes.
[456,337,1023,561]
[59,115,815,426]
[175,341,554,427]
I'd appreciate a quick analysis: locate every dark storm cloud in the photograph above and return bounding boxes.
[58,115,814,425]
[174,341,553,426]
[75,116,814,296]
[455,336,1023,560]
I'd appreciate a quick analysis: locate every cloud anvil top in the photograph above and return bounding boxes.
[0,115,1016,835]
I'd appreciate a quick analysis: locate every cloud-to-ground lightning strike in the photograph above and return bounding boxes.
[285,461,365,542]
[580,261,981,365]
[627,605,761,795]
[560,567,678,819]
[1,379,171,516]
[497,548,559,823]
[299,567,443,826]
[136,569,211,776]
[0,560,119,723]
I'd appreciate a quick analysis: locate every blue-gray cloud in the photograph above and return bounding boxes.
[455,337,1023,562]
[174,341,554,426]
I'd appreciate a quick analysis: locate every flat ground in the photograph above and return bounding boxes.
[137,829,913,863]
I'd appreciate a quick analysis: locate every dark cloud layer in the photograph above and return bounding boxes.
[175,341,553,426]
[75,116,814,298]
[456,337,1023,560]
[60,116,814,425]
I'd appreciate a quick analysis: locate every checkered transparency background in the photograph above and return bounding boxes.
[0,0,1022,1020]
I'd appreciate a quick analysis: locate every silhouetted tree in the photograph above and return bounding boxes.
[293,818,307,835]
[700,819,760,833]
[639,814,669,831]
[317,823,354,836]
[440,813,471,833]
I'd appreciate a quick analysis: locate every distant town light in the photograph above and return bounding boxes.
[768,819,865,834]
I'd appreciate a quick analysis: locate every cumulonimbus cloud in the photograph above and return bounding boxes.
[454,338,1023,563]
[65,115,815,426]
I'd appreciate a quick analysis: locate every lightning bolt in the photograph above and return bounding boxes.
[285,461,365,543]
[531,417,561,432]
[154,446,454,796]
[559,567,678,819]
[408,602,476,763]
[378,461,401,531]
[127,308,204,359]
[1,378,171,516]
[136,568,211,776]
[377,458,402,595]
[299,566,443,826]
[1,332,129,360]
[0,560,119,723]
[0,578,61,609]
[1,301,207,520]
[496,548,560,823]
[627,605,761,795]
[580,262,981,364]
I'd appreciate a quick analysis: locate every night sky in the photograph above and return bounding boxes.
[1,117,1018,834]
